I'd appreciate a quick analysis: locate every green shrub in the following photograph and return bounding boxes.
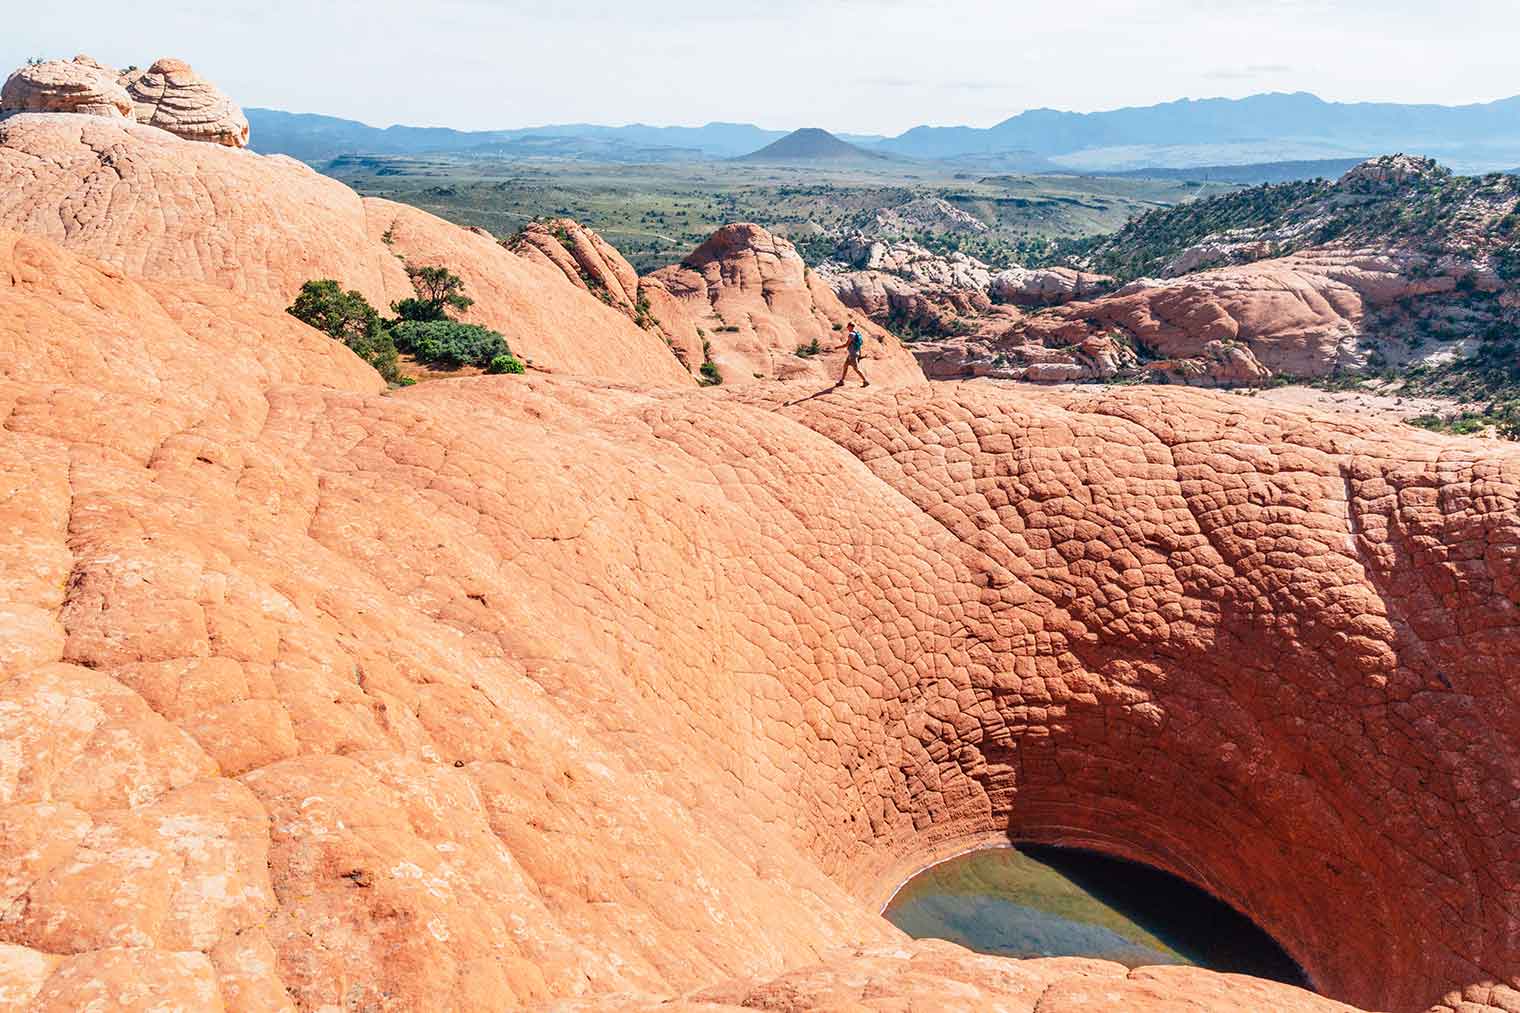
[392,264,474,322]
[699,361,722,385]
[288,279,380,344]
[795,338,822,358]
[487,353,526,375]
[393,320,510,368]
[390,296,449,323]
[287,279,403,384]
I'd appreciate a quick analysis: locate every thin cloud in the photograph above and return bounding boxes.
[1204,64,1296,80]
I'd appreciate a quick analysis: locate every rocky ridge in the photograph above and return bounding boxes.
[867,156,1520,389]
[936,156,1520,386]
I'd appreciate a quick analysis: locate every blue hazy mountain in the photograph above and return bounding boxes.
[247,109,879,162]
[876,92,1520,172]
[247,92,1520,174]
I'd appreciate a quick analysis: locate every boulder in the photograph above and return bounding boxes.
[990,264,1114,306]
[119,58,250,148]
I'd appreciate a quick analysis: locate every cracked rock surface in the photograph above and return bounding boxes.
[2,220,1519,1011]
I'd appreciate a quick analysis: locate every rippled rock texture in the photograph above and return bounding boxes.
[2,218,1519,1009]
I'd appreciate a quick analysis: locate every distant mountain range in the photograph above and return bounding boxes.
[737,128,888,164]
[877,93,1520,173]
[248,91,1520,174]
[246,109,883,162]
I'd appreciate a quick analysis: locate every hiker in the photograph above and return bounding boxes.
[837,319,870,388]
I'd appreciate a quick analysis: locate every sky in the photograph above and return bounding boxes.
[8,0,1520,136]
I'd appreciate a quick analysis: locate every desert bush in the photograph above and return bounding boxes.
[393,320,509,368]
[287,279,403,383]
[487,353,526,375]
[393,264,474,322]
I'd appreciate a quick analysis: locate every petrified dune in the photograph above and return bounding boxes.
[0,111,691,389]
[117,58,250,149]
[2,221,1520,1011]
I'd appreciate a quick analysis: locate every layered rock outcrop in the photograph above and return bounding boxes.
[819,237,998,335]
[507,218,644,318]
[901,156,1520,385]
[817,236,1113,374]
[2,56,247,148]
[991,264,1113,306]
[4,218,1520,1011]
[118,58,249,148]
[641,223,924,386]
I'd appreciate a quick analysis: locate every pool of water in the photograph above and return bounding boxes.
[883,844,1309,987]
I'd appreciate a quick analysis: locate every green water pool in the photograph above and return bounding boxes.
[883,845,1309,987]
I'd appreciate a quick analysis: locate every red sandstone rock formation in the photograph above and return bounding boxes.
[507,218,644,318]
[3,220,1520,1011]
[118,58,249,148]
[922,247,1491,386]
[0,111,690,388]
[641,223,925,386]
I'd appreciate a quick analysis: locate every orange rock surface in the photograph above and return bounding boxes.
[3,215,1520,1011]
[3,62,1520,1013]
[0,112,690,389]
[0,56,134,119]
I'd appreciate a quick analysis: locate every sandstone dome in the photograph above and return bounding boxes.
[0,108,692,388]
[0,55,134,119]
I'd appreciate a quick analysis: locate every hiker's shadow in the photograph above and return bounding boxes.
[785,385,842,407]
